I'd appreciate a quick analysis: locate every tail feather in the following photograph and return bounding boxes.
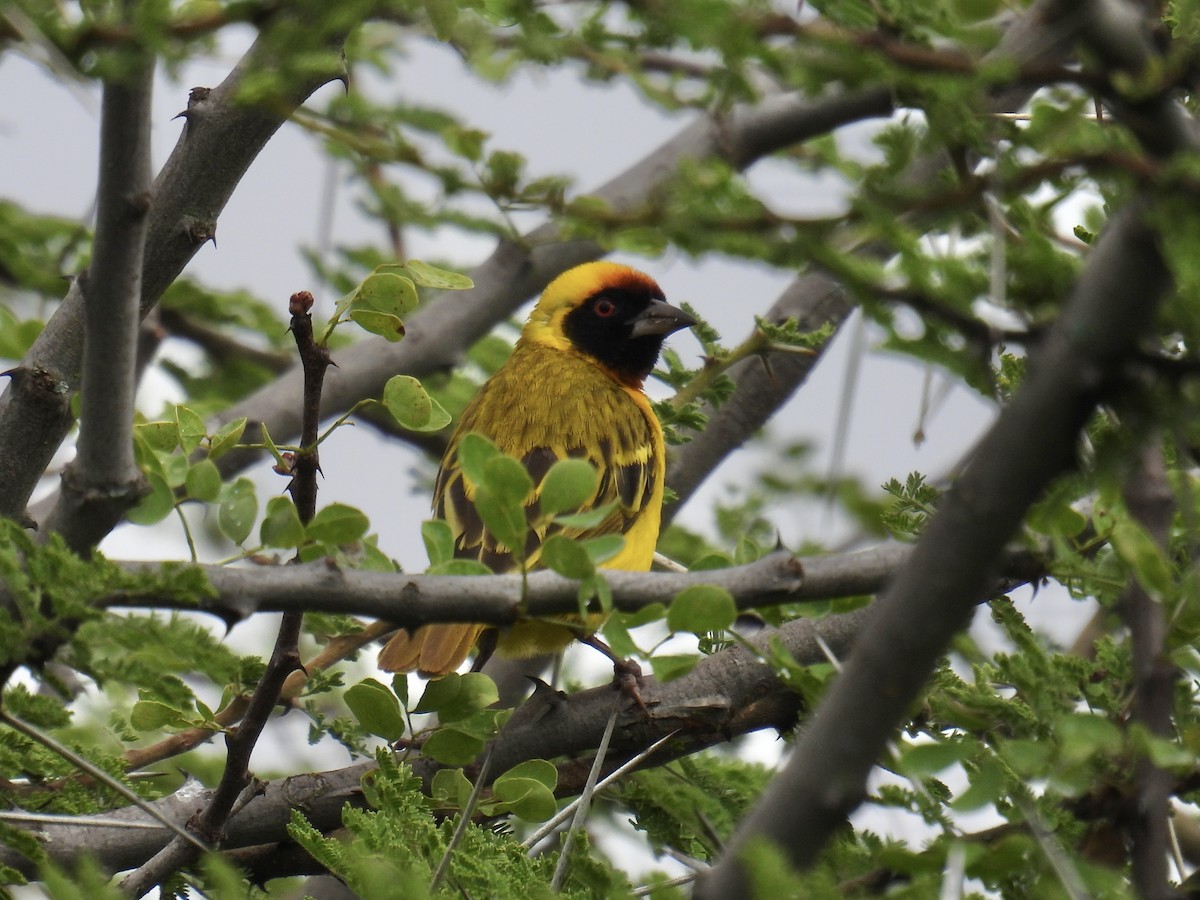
[378,624,488,677]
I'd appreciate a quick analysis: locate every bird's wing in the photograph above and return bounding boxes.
[435,353,660,571]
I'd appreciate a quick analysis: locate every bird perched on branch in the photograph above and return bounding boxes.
[378,261,695,676]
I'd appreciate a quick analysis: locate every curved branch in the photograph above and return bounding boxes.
[211,86,896,478]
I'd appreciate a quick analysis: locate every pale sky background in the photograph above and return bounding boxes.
[0,23,1088,886]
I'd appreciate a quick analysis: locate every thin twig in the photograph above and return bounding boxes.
[429,746,495,893]
[550,696,620,891]
[523,729,681,851]
[0,711,207,853]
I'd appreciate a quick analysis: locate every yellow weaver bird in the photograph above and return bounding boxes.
[378,261,695,676]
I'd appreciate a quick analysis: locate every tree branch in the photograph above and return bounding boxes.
[87,545,1046,628]
[40,32,154,552]
[1119,442,1177,900]
[122,291,326,896]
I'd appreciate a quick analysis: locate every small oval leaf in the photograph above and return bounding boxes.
[667,584,737,634]
[260,496,305,549]
[306,503,370,545]
[218,478,258,545]
[538,459,597,517]
[185,459,222,503]
[540,534,594,579]
[127,472,174,525]
[344,678,405,742]
[403,259,474,290]
[209,417,247,459]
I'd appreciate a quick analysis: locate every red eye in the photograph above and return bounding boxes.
[594,298,617,318]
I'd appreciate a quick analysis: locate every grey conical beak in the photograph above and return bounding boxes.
[628,300,697,338]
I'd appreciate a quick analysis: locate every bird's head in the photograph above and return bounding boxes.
[523,262,696,388]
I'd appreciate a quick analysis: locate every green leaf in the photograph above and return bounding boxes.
[952,754,1006,811]
[424,0,459,40]
[422,520,455,567]
[130,700,190,731]
[355,271,419,317]
[431,768,473,809]
[306,503,370,545]
[483,455,533,506]
[474,486,528,557]
[622,603,667,629]
[382,375,452,432]
[497,758,557,790]
[359,536,399,572]
[491,775,557,822]
[184,459,221,503]
[422,727,483,765]
[538,458,597,517]
[649,654,699,682]
[412,672,498,722]
[159,451,189,489]
[349,309,406,342]
[136,421,179,453]
[582,535,624,565]
[667,585,737,634]
[402,260,474,290]
[899,740,965,777]
[1112,520,1174,598]
[175,405,207,454]
[344,678,405,742]
[540,534,594,579]
[390,673,408,708]
[554,501,618,530]
[208,417,247,459]
[260,496,305,549]
[218,478,258,545]
[413,673,464,714]
[601,614,641,659]
[126,472,174,525]
[458,433,500,486]
[1027,498,1087,539]
[1057,713,1122,766]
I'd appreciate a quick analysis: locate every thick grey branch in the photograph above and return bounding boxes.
[43,42,155,551]
[699,199,1175,897]
[697,149,1183,900]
